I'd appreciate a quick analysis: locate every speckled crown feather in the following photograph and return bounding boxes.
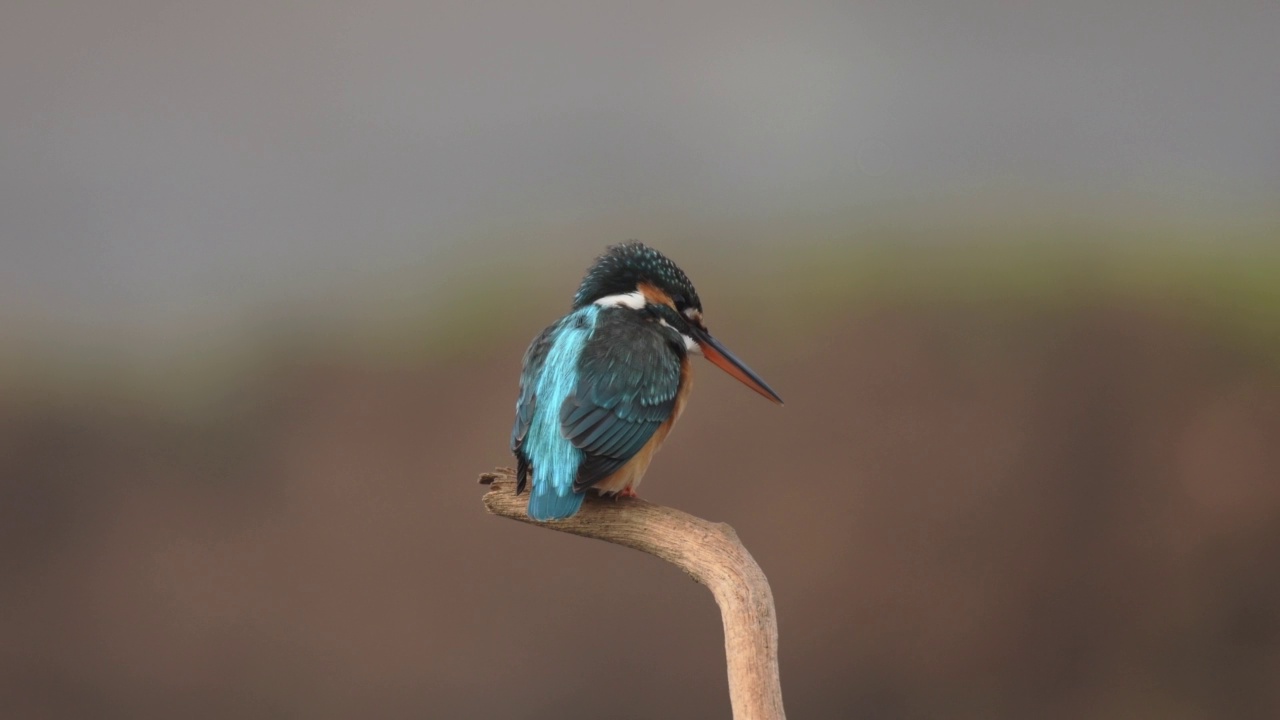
[572,242,702,310]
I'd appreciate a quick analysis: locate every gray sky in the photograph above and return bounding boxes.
[3,1,1277,343]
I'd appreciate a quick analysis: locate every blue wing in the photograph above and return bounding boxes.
[559,309,684,492]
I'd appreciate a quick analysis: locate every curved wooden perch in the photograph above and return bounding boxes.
[480,468,786,720]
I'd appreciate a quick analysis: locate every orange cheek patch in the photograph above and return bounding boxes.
[638,282,676,310]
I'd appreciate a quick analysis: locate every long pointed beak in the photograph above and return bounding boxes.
[691,327,784,405]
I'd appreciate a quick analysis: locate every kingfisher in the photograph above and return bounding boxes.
[511,242,782,521]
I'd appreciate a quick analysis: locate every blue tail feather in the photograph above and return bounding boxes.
[527,485,586,521]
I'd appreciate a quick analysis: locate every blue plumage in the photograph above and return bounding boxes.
[560,309,682,492]
[512,303,686,521]
[519,305,600,520]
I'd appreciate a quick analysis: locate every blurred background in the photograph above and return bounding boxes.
[3,2,1278,718]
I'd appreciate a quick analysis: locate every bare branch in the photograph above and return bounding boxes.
[480,468,786,720]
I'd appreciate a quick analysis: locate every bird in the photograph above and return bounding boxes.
[511,242,783,521]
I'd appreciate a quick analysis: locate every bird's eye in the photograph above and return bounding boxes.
[671,293,687,310]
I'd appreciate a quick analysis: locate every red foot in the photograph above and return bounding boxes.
[618,487,639,499]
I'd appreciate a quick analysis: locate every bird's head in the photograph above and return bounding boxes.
[573,242,783,405]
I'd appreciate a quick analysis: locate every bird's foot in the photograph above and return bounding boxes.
[618,487,639,499]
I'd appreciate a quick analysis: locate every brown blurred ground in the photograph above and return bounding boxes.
[2,293,1279,719]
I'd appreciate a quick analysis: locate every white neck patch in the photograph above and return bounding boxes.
[593,289,647,310]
